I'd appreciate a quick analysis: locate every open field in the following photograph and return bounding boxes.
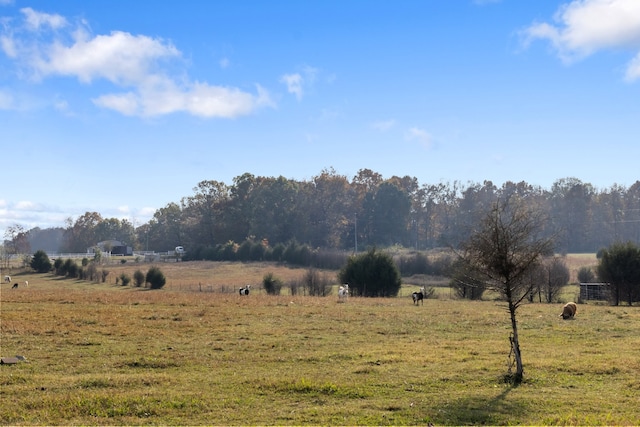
[4,254,636,425]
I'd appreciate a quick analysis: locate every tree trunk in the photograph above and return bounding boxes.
[509,301,524,384]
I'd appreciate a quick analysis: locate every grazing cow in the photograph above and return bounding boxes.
[338,284,349,301]
[412,287,426,305]
[239,285,251,296]
[561,302,577,319]
[4,276,10,283]
[12,283,18,289]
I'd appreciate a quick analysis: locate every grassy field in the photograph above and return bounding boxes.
[3,255,639,426]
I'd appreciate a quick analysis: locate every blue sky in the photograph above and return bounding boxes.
[2,0,640,237]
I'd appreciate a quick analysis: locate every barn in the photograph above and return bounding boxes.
[89,240,133,256]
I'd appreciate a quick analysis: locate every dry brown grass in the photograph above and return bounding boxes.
[2,275,640,425]
[2,256,640,425]
[52,252,599,293]
[100,260,336,293]
[564,253,598,282]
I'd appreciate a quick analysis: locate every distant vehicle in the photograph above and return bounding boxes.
[175,246,185,254]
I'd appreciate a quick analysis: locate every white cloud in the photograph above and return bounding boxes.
[53,97,70,113]
[15,200,36,210]
[1,8,273,118]
[0,200,67,237]
[0,89,13,109]
[20,7,67,31]
[522,0,640,80]
[0,200,158,238]
[280,73,303,100]
[94,80,273,118]
[305,132,320,144]
[41,31,180,85]
[117,206,130,215]
[372,119,396,132]
[625,51,640,81]
[1,35,17,57]
[92,92,141,116]
[405,127,433,148]
[280,65,320,100]
[138,207,156,217]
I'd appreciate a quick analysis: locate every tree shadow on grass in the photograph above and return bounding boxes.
[436,385,528,426]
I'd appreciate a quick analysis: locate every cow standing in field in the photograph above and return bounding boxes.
[338,284,349,302]
[412,287,426,305]
[239,285,251,296]
[4,276,10,283]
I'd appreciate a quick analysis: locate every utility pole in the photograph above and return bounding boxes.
[354,213,358,253]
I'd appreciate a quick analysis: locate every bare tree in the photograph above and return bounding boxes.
[458,198,555,384]
[541,256,570,303]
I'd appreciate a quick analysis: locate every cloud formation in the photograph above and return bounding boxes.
[371,119,396,132]
[0,7,273,117]
[0,199,155,236]
[522,0,640,81]
[405,127,432,148]
[280,65,318,100]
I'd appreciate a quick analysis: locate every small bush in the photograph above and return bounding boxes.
[64,259,79,278]
[302,268,331,296]
[119,273,131,287]
[578,266,595,283]
[146,266,166,290]
[133,270,145,287]
[86,263,99,282]
[263,272,282,295]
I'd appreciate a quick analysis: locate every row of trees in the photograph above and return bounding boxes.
[29,250,167,289]
[9,170,640,256]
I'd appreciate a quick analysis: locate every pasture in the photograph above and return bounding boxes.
[2,258,639,425]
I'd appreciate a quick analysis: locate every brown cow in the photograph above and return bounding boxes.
[560,302,577,319]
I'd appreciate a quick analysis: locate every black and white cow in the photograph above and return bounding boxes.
[412,287,426,305]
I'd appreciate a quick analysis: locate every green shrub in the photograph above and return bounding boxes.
[263,272,282,295]
[338,248,401,297]
[146,266,166,289]
[30,250,52,273]
[119,273,131,286]
[133,270,145,287]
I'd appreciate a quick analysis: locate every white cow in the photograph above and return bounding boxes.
[338,284,349,301]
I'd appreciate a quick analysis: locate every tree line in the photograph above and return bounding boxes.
[7,169,640,256]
